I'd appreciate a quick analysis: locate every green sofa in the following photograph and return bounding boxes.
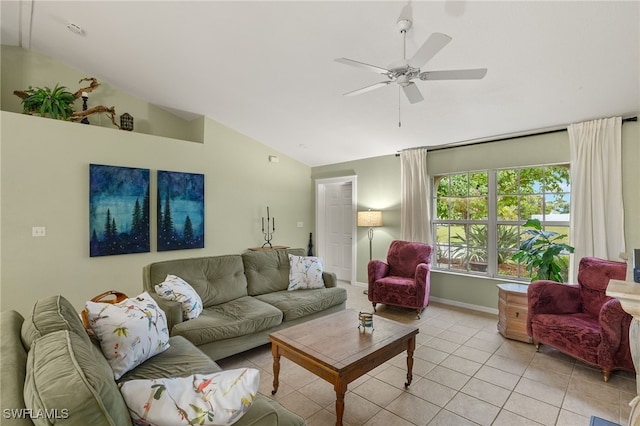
[143,248,348,361]
[0,296,306,426]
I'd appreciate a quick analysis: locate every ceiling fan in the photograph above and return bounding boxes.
[335,18,487,105]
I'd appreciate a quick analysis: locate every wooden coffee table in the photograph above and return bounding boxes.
[269,309,419,426]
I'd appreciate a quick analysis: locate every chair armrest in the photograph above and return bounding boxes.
[527,281,580,336]
[367,260,389,295]
[415,263,431,305]
[322,271,338,288]
[598,298,633,368]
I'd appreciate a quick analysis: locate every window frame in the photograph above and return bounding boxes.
[431,163,570,281]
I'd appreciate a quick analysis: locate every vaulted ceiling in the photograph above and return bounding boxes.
[2,1,639,166]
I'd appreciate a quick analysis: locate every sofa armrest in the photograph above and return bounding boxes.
[146,294,183,333]
[322,271,338,288]
[598,298,633,369]
[527,281,580,336]
[415,263,431,306]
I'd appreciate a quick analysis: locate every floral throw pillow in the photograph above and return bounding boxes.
[85,292,170,380]
[119,368,260,426]
[154,274,204,320]
[288,254,325,290]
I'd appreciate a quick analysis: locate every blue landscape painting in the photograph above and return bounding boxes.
[90,164,150,257]
[157,170,205,251]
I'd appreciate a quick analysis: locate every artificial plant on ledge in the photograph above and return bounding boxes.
[512,218,574,283]
[13,77,122,128]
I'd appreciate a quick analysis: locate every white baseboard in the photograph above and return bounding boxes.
[351,281,498,315]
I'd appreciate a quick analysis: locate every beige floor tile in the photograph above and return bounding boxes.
[385,392,440,425]
[437,329,472,345]
[492,409,544,425]
[440,354,483,376]
[444,392,500,425]
[406,377,457,407]
[390,352,437,377]
[485,353,530,376]
[522,364,571,389]
[414,345,449,364]
[494,340,537,361]
[474,365,521,390]
[453,344,493,364]
[460,377,511,407]
[424,365,471,391]
[428,409,478,425]
[362,408,416,426]
[503,392,560,426]
[352,377,405,408]
[424,336,461,354]
[555,409,590,426]
[278,390,323,419]
[464,335,504,353]
[447,323,481,337]
[514,377,567,407]
[374,364,413,390]
[305,409,341,426]
[298,378,338,408]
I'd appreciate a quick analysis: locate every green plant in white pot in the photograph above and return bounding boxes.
[512,218,574,282]
[19,84,76,120]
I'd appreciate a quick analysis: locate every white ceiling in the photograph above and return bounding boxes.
[2,1,639,167]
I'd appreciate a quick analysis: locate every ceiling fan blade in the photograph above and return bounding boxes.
[409,32,452,68]
[402,82,424,104]
[419,68,488,80]
[335,58,391,75]
[343,81,392,97]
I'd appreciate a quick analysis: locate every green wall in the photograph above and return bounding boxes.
[1,47,313,316]
[313,123,640,312]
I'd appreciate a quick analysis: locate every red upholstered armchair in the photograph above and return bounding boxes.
[527,256,634,381]
[367,240,432,319]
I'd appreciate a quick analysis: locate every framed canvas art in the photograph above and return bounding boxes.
[157,170,205,251]
[90,164,150,256]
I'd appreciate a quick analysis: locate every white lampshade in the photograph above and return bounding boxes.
[357,210,382,227]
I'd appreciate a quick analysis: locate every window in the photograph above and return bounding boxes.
[433,165,570,281]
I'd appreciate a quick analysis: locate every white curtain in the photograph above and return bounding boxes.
[400,148,432,244]
[568,116,625,279]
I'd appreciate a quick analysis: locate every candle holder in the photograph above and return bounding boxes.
[358,311,374,333]
[261,206,276,248]
[81,92,90,124]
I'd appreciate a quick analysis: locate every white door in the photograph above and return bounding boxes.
[325,182,353,281]
[315,176,356,284]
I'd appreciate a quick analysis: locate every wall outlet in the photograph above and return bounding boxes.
[32,226,46,237]
[296,222,304,228]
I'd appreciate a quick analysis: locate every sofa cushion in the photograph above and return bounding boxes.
[255,287,348,322]
[23,330,131,426]
[118,335,221,383]
[146,255,248,307]
[21,295,91,350]
[119,368,259,426]
[85,292,170,380]
[243,248,306,296]
[172,296,283,346]
[1,311,31,426]
[530,313,600,365]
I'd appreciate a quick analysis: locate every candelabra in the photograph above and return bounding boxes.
[261,206,276,248]
[81,92,90,124]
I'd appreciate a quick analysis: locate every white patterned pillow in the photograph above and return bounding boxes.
[288,254,325,290]
[155,274,204,320]
[85,292,170,380]
[119,368,259,426]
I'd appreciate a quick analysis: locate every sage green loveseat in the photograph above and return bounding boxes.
[143,248,348,361]
[0,296,305,426]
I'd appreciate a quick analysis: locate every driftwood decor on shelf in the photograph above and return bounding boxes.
[13,77,122,129]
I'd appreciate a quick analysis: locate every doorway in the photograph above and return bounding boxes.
[315,176,357,284]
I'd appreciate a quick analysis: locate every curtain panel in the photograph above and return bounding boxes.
[400,148,432,244]
[568,116,625,279]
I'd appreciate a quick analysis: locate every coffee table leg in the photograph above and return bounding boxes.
[405,336,416,388]
[334,380,347,426]
[271,343,280,395]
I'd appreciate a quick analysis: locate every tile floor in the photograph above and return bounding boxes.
[217,283,637,425]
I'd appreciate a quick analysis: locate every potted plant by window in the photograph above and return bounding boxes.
[512,218,574,282]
